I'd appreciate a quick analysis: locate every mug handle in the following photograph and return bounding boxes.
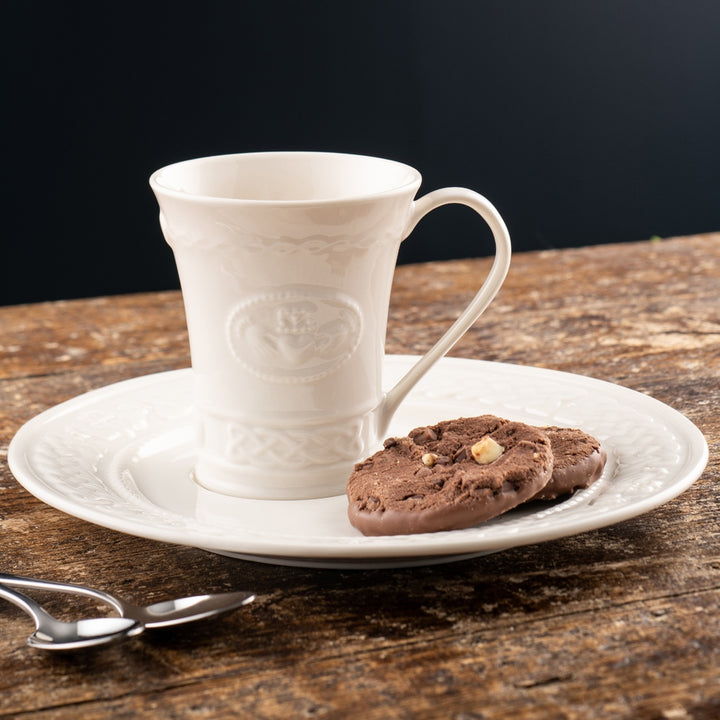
[377,187,512,436]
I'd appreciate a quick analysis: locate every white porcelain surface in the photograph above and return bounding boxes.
[8,356,708,569]
[150,152,511,499]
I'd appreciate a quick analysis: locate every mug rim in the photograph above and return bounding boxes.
[149,151,423,206]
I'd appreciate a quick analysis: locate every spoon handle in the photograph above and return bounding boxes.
[0,572,123,614]
[0,583,48,627]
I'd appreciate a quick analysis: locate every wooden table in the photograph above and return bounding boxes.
[1,234,718,719]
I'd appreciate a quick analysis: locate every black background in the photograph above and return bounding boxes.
[3,0,719,305]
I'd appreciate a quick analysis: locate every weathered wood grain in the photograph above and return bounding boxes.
[0,234,718,719]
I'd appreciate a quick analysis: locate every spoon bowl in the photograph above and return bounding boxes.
[118,592,256,628]
[0,584,144,651]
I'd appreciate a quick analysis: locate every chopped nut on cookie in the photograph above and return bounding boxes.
[471,436,505,464]
[421,453,438,467]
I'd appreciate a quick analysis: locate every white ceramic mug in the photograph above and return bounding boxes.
[150,152,511,500]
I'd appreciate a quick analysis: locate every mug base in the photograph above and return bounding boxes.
[192,457,354,501]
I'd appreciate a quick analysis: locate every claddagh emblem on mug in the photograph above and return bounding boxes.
[226,287,363,383]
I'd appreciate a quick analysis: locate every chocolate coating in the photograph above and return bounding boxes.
[347,416,553,536]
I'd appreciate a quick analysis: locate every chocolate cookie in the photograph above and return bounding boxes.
[531,426,607,500]
[346,415,553,536]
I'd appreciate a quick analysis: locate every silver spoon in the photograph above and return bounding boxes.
[0,572,255,628]
[0,584,144,650]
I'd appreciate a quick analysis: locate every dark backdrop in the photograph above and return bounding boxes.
[3,0,719,305]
